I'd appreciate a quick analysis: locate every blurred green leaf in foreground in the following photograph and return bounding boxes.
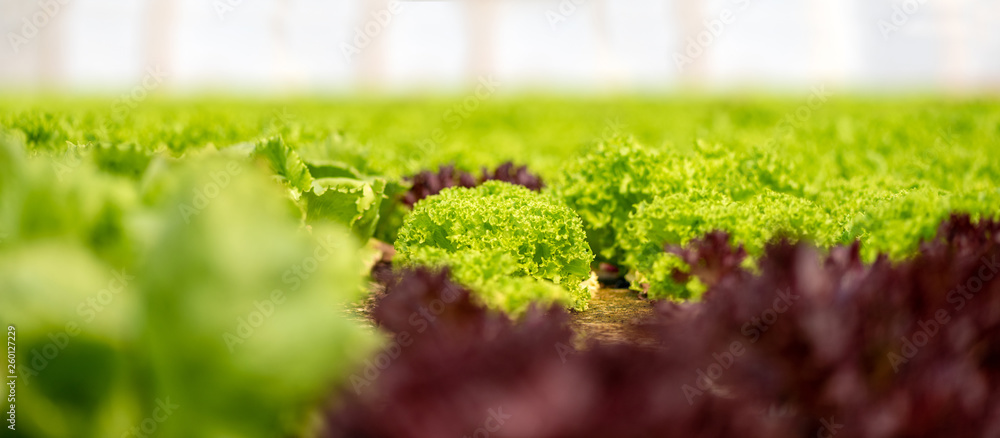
[0,135,378,438]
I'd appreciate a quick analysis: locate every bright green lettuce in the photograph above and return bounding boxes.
[371,179,411,243]
[3,96,1000,300]
[550,139,678,265]
[622,189,836,299]
[253,136,314,194]
[251,136,388,240]
[305,177,387,240]
[395,181,595,313]
[0,136,378,438]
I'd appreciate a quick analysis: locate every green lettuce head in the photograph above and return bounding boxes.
[395,181,595,314]
[550,140,680,266]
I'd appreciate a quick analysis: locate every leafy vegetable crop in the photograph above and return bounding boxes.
[3,95,1000,438]
[378,162,544,243]
[325,214,1000,438]
[0,136,377,438]
[402,162,543,208]
[252,136,389,240]
[551,140,675,265]
[395,181,594,313]
[551,136,998,299]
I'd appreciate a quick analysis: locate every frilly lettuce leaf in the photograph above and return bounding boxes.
[305,177,387,240]
[395,181,594,313]
[253,136,313,194]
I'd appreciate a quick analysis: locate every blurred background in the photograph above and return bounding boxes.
[1,0,999,94]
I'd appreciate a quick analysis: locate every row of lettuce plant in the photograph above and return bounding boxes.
[5,100,999,304]
[323,214,1000,438]
[551,138,1000,299]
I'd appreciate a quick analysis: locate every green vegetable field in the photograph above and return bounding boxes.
[2,96,1000,438]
